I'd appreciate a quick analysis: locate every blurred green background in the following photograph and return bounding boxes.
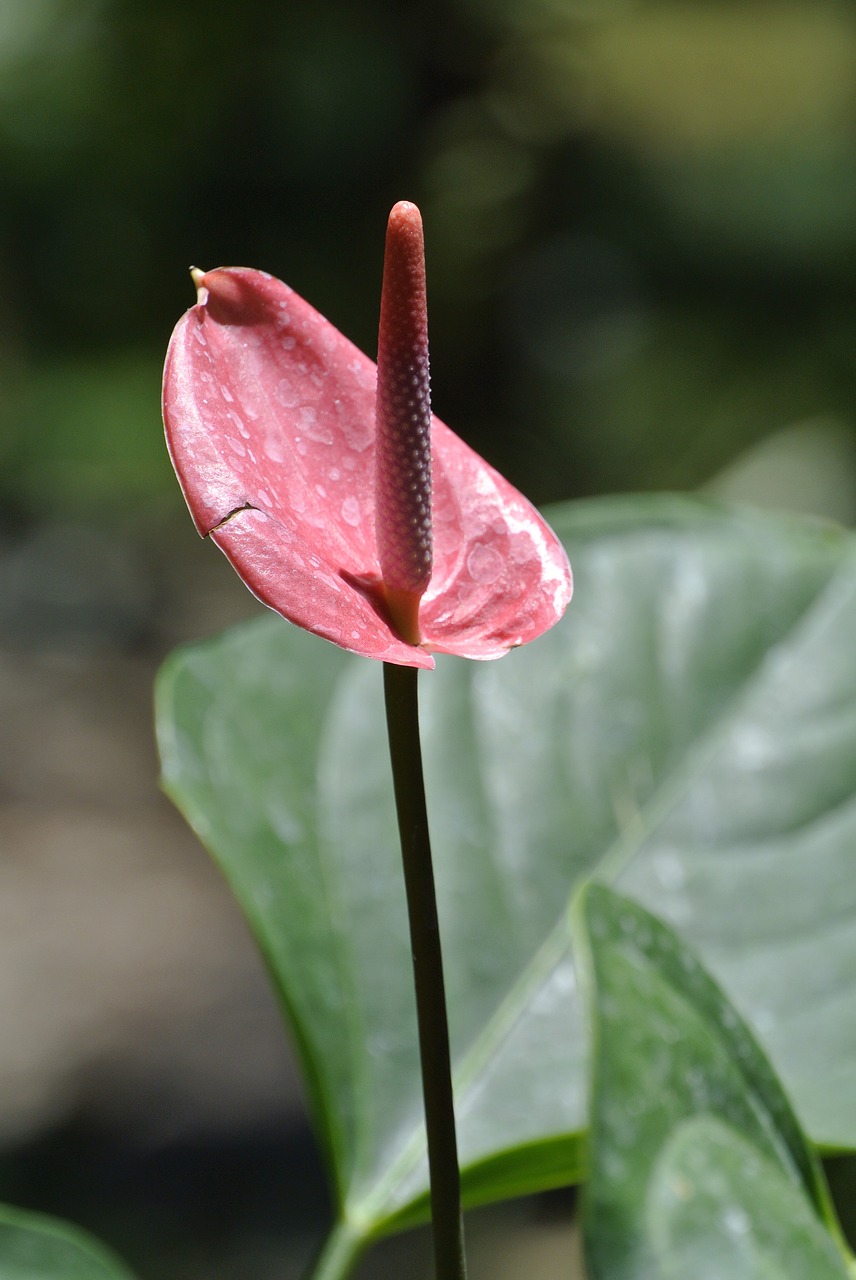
[4,0,856,534]
[2,0,856,1277]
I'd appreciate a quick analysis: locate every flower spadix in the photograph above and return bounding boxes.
[162,202,571,669]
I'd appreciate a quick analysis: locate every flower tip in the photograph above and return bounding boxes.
[191,267,263,324]
[189,266,207,303]
[388,200,422,236]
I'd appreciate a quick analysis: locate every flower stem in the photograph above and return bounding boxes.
[382,661,467,1280]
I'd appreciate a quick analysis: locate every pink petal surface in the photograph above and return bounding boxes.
[163,267,571,667]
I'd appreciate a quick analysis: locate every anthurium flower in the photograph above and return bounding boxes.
[162,202,571,669]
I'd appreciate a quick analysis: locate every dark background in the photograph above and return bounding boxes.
[5,0,856,531]
[1,1,856,1276]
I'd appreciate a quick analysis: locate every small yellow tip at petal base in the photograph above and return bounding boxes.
[190,266,207,302]
[383,586,423,647]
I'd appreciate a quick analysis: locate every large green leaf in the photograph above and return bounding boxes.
[574,882,851,1280]
[156,495,856,1263]
[0,1203,137,1279]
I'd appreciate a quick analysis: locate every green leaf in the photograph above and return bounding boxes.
[0,1202,137,1279]
[156,495,856,1262]
[574,882,851,1280]
[651,1117,850,1280]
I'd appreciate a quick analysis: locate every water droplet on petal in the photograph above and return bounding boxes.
[466,542,504,584]
[227,409,250,439]
[275,379,301,409]
[264,434,286,463]
[341,496,361,527]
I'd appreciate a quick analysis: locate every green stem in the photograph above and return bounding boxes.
[307,1219,363,1280]
[383,662,468,1280]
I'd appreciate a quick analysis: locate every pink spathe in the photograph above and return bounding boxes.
[163,238,571,669]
